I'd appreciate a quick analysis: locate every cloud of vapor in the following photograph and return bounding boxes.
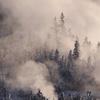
[10,61,57,100]
[0,0,100,98]
[0,0,100,42]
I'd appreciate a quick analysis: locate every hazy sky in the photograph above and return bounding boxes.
[0,0,100,45]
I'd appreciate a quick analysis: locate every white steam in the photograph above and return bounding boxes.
[0,0,100,99]
[15,61,57,100]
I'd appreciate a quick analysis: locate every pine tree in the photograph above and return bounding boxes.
[60,50,74,82]
[67,50,73,72]
[49,50,54,60]
[55,49,59,62]
[44,50,48,60]
[97,42,100,49]
[73,40,80,60]
[61,55,65,65]
[68,50,73,61]
[83,37,91,47]
[34,90,48,100]
[60,12,65,25]
[59,12,66,36]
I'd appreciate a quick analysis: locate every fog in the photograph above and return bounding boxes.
[0,0,100,99]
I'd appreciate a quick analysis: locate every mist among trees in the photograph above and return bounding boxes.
[0,2,99,99]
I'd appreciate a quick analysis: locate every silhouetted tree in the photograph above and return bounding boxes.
[60,12,65,25]
[97,42,100,50]
[66,50,74,81]
[34,90,48,100]
[73,40,80,60]
[55,49,59,62]
[83,37,91,48]
[43,50,48,60]
[60,55,65,67]
[67,50,73,71]
[49,50,55,60]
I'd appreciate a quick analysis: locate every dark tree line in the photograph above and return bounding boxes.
[34,40,81,91]
[35,40,79,62]
[34,38,95,92]
[0,81,48,100]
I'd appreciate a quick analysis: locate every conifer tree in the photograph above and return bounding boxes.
[60,12,65,25]
[59,12,66,37]
[55,49,59,62]
[67,50,73,75]
[73,40,80,60]
[49,50,54,60]
[61,50,74,82]
[97,42,100,49]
